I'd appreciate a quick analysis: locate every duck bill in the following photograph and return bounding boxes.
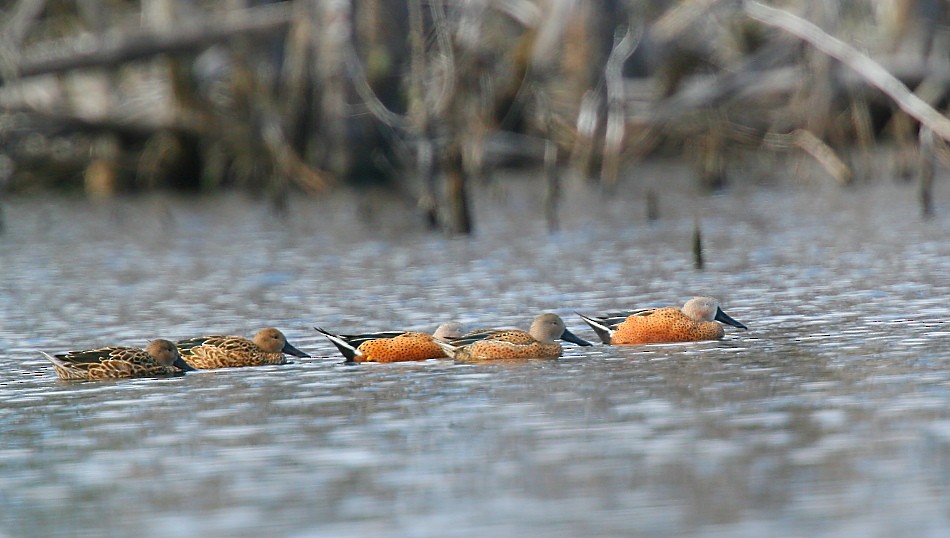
[560,328,593,347]
[282,341,311,358]
[714,307,748,330]
[173,356,197,372]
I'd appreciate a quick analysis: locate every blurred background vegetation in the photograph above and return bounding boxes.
[0,0,947,233]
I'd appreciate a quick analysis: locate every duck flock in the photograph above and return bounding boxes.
[41,297,747,380]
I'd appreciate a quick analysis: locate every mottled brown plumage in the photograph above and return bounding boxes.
[438,313,592,361]
[315,322,464,363]
[41,339,195,381]
[577,296,747,345]
[178,327,309,369]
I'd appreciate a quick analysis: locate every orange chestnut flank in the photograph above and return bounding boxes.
[41,339,196,381]
[437,313,592,361]
[577,297,747,345]
[315,322,465,363]
[177,327,310,369]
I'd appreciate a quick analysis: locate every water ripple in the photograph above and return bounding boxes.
[2,184,950,536]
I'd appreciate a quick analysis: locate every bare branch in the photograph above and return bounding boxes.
[744,0,950,142]
[493,0,542,28]
[2,0,48,47]
[261,113,331,194]
[5,3,293,84]
[407,0,428,130]
[430,0,455,117]
[602,24,642,184]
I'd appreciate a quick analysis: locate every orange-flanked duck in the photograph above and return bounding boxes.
[315,322,465,363]
[577,296,747,345]
[41,339,195,380]
[177,327,310,369]
[437,313,592,361]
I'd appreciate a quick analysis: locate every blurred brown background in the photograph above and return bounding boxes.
[1,0,947,231]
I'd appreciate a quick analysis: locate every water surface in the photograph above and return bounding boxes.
[1,171,949,537]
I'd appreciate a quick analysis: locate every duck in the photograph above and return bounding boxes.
[315,321,465,363]
[438,313,592,361]
[41,339,195,380]
[177,327,309,369]
[576,296,747,345]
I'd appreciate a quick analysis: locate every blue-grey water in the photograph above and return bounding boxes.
[1,166,948,537]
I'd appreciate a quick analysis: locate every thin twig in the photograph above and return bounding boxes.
[919,127,935,217]
[763,129,852,184]
[791,129,852,185]
[343,44,411,131]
